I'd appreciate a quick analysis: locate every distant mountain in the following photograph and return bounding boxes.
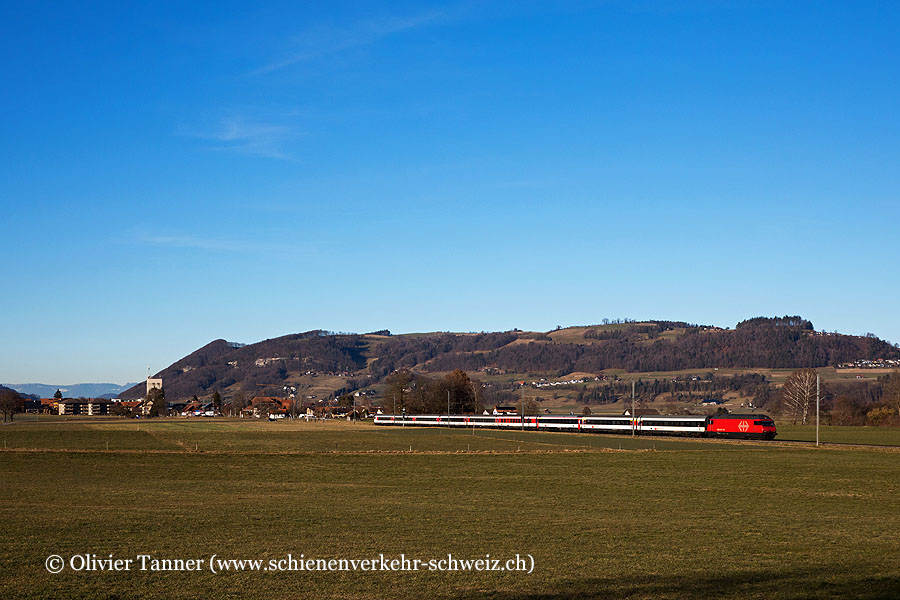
[116,317,900,402]
[2,382,139,399]
[0,384,26,397]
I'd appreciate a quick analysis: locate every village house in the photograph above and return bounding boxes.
[622,408,660,417]
[241,396,292,418]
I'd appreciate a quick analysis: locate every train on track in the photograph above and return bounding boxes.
[374,413,777,440]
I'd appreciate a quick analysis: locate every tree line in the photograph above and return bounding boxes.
[381,369,520,415]
[424,322,898,373]
[571,373,771,407]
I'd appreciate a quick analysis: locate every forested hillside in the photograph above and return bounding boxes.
[120,331,368,400]
[120,318,900,401]
[424,319,895,373]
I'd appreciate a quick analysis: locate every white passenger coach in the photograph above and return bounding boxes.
[373,414,708,436]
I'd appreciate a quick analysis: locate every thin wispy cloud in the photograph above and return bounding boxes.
[186,116,301,160]
[131,232,339,257]
[137,234,247,252]
[254,11,443,75]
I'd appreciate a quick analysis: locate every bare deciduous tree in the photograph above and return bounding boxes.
[883,370,900,421]
[0,387,21,422]
[782,368,818,424]
[519,397,539,416]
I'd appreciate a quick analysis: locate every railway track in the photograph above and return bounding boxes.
[593,432,900,451]
[762,438,900,451]
[467,428,900,451]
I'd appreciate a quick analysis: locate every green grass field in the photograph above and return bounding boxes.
[2,419,899,599]
[775,424,900,446]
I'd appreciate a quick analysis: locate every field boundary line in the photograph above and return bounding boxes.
[468,431,593,449]
[139,426,191,451]
[0,447,638,456]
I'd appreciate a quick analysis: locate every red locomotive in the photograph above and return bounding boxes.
[705,414,776,440]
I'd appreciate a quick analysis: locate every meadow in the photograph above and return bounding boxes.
[775,423,900,446]
[1,418,899,599]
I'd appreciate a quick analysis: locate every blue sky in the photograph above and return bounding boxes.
[2,1,898,383]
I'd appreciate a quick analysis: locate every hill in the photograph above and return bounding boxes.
[118,317,900,403]
[2,382,138,398]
